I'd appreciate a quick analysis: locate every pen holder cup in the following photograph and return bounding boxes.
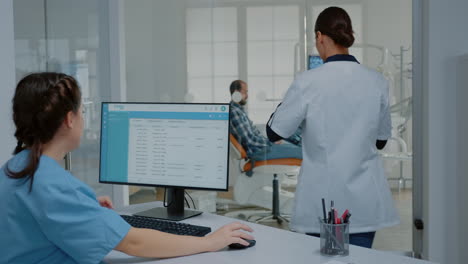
[319,220,349,256]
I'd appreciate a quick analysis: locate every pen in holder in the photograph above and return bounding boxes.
[319,219,349,256]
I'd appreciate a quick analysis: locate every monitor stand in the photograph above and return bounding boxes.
[134,187,202,221]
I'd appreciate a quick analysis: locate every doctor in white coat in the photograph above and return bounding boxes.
[266,6,399,248]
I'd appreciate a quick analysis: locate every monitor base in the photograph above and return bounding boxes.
[134,207,202,221]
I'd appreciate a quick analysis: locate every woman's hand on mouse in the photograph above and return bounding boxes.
[204,222,254,251]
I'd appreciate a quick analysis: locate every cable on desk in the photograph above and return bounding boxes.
[185,191,196,210]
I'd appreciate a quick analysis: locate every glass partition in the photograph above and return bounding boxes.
[122,1,413,253]
[14,0,413,254]
[13,0,113,197]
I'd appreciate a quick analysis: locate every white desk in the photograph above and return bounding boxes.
[104,202,436,264]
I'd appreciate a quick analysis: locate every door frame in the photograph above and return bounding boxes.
[412,0,424,259]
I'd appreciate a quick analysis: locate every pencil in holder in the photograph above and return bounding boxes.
[319,219,349,256]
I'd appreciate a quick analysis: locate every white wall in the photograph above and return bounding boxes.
[365,0,412,57]
[13,0,46,79]
[125,0,413,106]
[0,0,16,165]
[124,0,187,102]
[421,0,468,263]
[309,0,412,69]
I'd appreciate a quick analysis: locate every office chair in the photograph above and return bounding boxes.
[222,134,301,224]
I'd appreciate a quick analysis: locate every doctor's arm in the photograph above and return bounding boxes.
[266,110,284,142]
[376,79,391,150]
[115,222,253,258]
[266,81,305,142]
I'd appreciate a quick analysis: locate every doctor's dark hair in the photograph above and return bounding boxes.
[229,80,246,95]
[5,72,81,192]
[314,6,355,48]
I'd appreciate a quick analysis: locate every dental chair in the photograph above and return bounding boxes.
[224,134,301,223]
[380,97,413,191]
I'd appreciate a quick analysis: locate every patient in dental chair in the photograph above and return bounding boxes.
[229,80,302,164]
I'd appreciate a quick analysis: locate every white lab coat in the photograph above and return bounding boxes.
[268,60,400,234]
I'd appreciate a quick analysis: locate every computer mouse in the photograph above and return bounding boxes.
[228,239,256,249]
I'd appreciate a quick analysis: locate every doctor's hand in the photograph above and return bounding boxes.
[274,140,283,144]
[204,222,254,251]
[97,196,114,209]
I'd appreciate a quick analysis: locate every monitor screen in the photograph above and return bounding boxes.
[99,102,230,191]
[308,55,324,70]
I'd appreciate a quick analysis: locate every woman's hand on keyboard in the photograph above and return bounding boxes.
[204,222,254,251]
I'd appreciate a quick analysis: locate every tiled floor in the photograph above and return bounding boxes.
[130,187,413,253]
[373,189,412,252]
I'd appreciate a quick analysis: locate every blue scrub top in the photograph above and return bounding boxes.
[0,150,131,264]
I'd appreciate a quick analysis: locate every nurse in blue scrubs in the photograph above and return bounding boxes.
[0,73,253,263]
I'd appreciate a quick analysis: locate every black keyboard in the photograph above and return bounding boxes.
[120,215,211,237]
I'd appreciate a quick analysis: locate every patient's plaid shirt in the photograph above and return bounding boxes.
[230,102,271,157]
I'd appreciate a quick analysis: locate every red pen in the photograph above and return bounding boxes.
[335,213,342,244]
[334,209,339,224]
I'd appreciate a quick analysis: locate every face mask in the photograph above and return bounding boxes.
[231,91,242,103]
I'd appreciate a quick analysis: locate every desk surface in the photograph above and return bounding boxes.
[104,202,436,264]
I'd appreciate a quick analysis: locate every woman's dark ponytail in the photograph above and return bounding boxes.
[13,141,24,155]
[5,73,81,192]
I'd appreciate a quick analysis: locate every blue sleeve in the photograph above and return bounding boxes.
[21,171,131,264]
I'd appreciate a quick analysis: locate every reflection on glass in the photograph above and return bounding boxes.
[13,0,112,196]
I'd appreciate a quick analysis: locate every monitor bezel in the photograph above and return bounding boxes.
[98,102,230,192]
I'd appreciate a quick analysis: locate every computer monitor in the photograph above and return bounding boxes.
[99,102,230,221]
[308,55,324,70]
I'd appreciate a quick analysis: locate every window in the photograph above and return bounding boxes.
[186,4,303,125]
[186,7,238,103]
[246,5,301,124]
